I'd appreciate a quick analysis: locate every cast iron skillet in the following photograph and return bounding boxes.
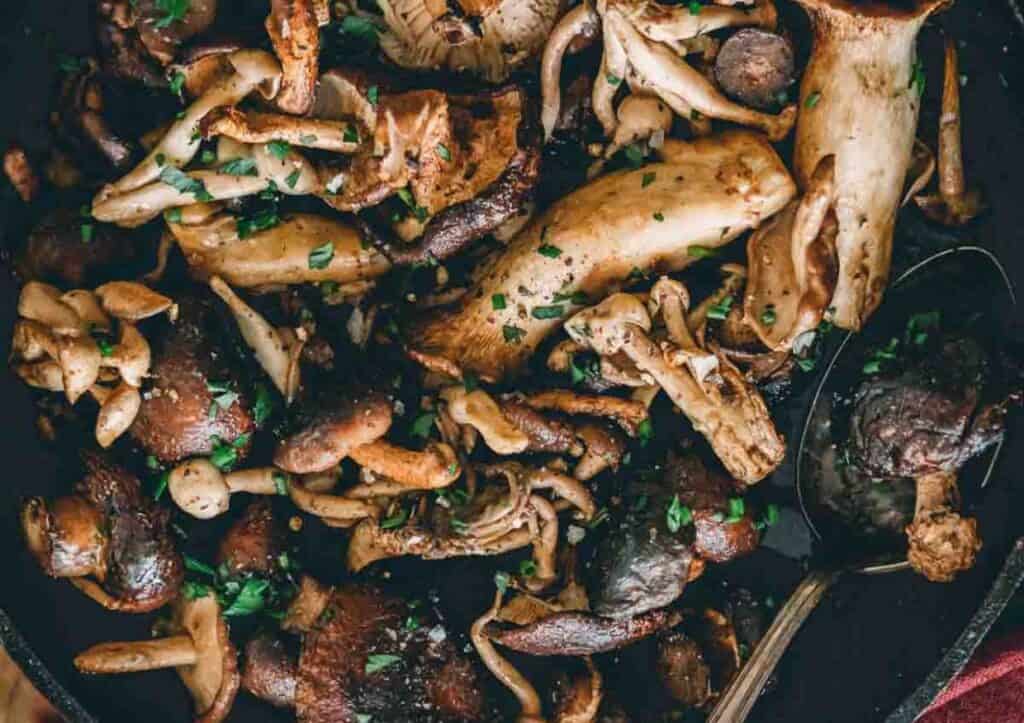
[0,1,1023,722]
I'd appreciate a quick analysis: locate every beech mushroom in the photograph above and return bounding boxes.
[441,386,530,455]
[167,212,391,289]
[208,276,303,402]
[565,292,784,484]
[374,0,563,82]
[914,36,984,226]
[94,381,142,447]
[792,0,951,329]
[167,459,284,519]
[21,451,183,612]
[409,130,796,381]
[906,470,981,583]
[75,594,239,723]
[744,154,839,351]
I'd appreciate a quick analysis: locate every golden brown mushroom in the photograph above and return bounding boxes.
[75,594,240,723]
[905,470,982,582]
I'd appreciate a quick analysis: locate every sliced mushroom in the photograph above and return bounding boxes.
[410,131,794,380]
[793,0,950,329]
[349,440,461,489]
[200,107,359,153]
[208,276,301,402]
[566,294,784,484]
[75,594,239,723]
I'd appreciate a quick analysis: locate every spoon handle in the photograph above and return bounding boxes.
[707,568,839,723]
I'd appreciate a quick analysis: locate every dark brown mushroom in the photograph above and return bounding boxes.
[3,145,40,202]
[217,500,286,577]
[95,0,166,87]
[273,385,393,474]
[133,0,219,66]
[486,608,681,656]
[714,29,795,110]
[129,294,255,464]
[241,634,298,709]
[21,451,183,613]
[656,631,711,707]
[265,0,320,115]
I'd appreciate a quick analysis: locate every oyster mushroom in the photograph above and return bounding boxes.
[441,385,530,455]
[566,292,784,484]
[348,440,462,489]
[744,154,839,351]
[94,281,173,320]
[21,451,183,613]
[75,593,239,723]
[168,211,391,289]
[914,36,984,226]
[375,0,563,82]
[199,107,360,153]
[266,0,321,115]
[792,0,951,330]
[408,130,796,381]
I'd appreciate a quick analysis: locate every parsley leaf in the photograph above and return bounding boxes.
[502,324,525,344]
[159,166,213,201]
[706,295,734,321]
[267,139,291,160]
[666,495,693,532]
[219,158,258,176]
[491,293,507,310]
[410,411,436,438]
[531,305,564,320]
[365,654,402,674]
[308,241,335,270]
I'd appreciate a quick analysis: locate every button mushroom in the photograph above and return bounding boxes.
[408,130,796,381]
[792,0,951,329]
[564,291,785,485]
[74,593,240,723]
[167,459,283,519]
[21,451,183,613]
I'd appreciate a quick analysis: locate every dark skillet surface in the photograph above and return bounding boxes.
[0,1,1023,722]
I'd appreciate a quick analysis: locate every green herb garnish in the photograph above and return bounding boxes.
[666,495,693,532]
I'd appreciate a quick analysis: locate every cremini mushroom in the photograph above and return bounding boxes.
[208,276,303,402]
[75,594,240,723]
[792,0,951,329]
[441,385,530,455]
[565,292,784,484]
[914,36,984,226]
[745,155,839,351]
[374,0,563,82]
[409,130,796,381]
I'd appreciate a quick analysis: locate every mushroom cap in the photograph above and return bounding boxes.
[168,459,230,520]
[21,495,107,579]
[274,386,393,474]
[565,294,653,357]
[173,594,240,722]
[906,510,982,583]
[376,0,562,82]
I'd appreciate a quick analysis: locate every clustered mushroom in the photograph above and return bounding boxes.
[10,280,171,447]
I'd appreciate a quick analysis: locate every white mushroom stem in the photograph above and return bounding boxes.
[604,94,673,159]
[593,19,630,136]
[95,382,142,448]
[605,7,796,141]
[541,2,601,140]
[209,276,301,402]
[74,636,199,673]
[649,277,720,385]
[167,459,283,519]
[441,386,530,455]
[96,50,282,201]
[526,495,559,592]
[471,590,546,723]
[108,323,151,387]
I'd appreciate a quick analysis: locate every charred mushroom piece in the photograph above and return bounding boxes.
[130,294,255,464]
[274,385,393,474]
[75,594,240,723]
[792,0,951,329]
[21,451,183,613]
[95,0,165,87]
[266,0,320,115]
[409,131,796,381]
[241,634,298,709]
[487,608,681,656]
[566,293,785,484]
[375,0,563,82]
[914,36,984,226]
[714,28,795,110]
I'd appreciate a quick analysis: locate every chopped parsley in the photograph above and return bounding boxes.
[206,380,239,412]
[666,495,693,532]
[491,293,507,310]
[653,212,665,222]
[494,571,511,594]
[624,144,645,168]
[552,290,588,305]
[805,91,822,109]
[300,133,319,144]
[409,411,436,438]
[367,85,379,106]
[569,355,601,386]
[502,324,525,344]
[273,471,289,496]
[166,207,183,223]
[436,143,452,162]
[159,166,213,202]
[688,0,702,14]
[688,245,717,259]
[308,241,335,270]
[381,507,409,529]
[760,306,777,326]
[606,73,621,87]
[267,139,291,160]
[219,158,258,176]
[519,559,537,577]
[343,125,359,143]
[80,223,94,244]
[538,243,562,258]
[726,497,745,523]
[169,71,186,99]
[285,169,301,189]
[706,295,734,321]
[236,209,280,239]
[531,305,564,320]
[910,58,926,96]
[154,0,190,29]
[642,172,656,188]
[637,418,653,446]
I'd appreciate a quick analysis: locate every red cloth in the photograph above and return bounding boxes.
[920,629,1024,723]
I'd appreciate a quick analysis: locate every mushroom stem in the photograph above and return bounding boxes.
[349,440,461,489]
[442,386,530,455]
[75,636,198,674]
[541,2,601,140]
[287,477,378,520]
[906,469,981,583]
[471,590,546,723]
[224,468,281,496]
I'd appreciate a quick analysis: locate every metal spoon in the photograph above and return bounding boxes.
[708,246,1016,723]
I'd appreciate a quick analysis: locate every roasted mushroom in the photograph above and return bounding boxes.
[792,0,950,329]
[75,593,240,723]
[21,451,183,613]
[409,130,796,381]
[266,0,322,115]
[15,207,135,287]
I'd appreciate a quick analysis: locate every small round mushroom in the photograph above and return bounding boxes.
[714,28,795,110]
[75,593,240,723]
[167,459,283,519]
